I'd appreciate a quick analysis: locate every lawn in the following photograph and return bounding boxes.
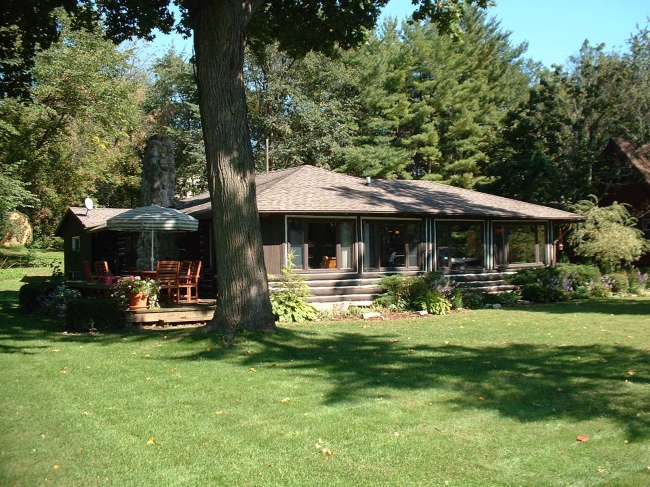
[1,273,649,486]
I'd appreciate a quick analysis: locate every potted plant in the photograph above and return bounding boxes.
[113,276,160,310]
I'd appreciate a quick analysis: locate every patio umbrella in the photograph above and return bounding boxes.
[106,205,199,270]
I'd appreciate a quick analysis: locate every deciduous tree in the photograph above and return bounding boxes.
[4,0,490,334]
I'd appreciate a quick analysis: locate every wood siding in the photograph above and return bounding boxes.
[260,215,285,275]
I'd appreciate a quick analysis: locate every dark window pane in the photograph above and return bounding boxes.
[288,220,303,269]
[508,225,536,264]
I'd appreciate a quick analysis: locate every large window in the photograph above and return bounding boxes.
[288,219,355,270]
[436,221,484,271]
[493,223,547,266]
[362,220,421,270]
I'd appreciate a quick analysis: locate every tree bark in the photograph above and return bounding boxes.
[189,0,276,335]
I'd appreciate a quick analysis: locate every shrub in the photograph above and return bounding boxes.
[269,254,318,323]
[39,284,82,317]
[627,267,649,294]
[19,281,60,314]
[413,290,453,315]
[65,298,125,332]
[377,275,411,310]
[606,272,629,294]
[461,290,485,309]
[556,263,601,287]
[376,273,458,313]
[520,283,569,304]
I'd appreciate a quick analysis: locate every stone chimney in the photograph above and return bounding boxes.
[137,135,178,269]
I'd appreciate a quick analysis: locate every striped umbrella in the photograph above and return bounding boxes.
[106,205,199,270]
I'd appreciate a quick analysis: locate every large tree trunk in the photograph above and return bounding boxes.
[189,0,276,335]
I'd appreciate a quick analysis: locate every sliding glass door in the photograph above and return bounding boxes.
[287,218,355,270]
[362,220,422,270]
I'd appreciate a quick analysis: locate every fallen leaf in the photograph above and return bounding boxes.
[576,435,589,442]
[627,371,635,376]
[215,411,223,415]
[268,363,276,367]
[146,437,155,445]
[478,396,485,401]
[532,403,545,408]
[321,448,334,456]
[52,349,60,353]
[144,354,151,358]
[249,368,257,372]
[81,411,92,416]
[53,465,59,470]
[281,397,290,403]
[144,377,150,380]
[206,347,211,352]
[60,367,67,374]
[394,432,400,437]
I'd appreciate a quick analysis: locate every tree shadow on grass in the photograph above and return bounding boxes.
[179,327,650,440]
[515,297,650,316]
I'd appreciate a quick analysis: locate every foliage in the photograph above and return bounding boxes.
[377,273,458,314]
[18,280,62,314]
[112,276,160,309]
[483,27,650,207]
[0,165,38,237]
[627,267,649,294]
[0,14,145,235]
[607,272,629,294]
[269,256,318,323]
[37,284,82,317]
[569,196,650,271]
[245,44,354,173]
[340,10,529,186]
[413,289,453,315]
[506,263,648,302]
[460,289,485,309]
[65,297,125,332]
[519,283,569,304]
[482,291,522,307]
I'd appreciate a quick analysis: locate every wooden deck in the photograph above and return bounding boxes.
[126,300,217,325]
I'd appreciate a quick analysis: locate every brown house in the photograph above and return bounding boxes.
[599,139,650,266]
[600,138,650,223]
[57,165,581,304]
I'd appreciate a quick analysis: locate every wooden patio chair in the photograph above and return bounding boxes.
[81,261,97,282]
[179,260,201,303]
[156,260,180,305]
[94,261,110,282]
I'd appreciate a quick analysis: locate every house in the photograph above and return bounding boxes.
[57,165,581,304]
[600,138,650,233]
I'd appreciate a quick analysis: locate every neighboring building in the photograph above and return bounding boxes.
[57,165,582,304]
[599,139,650,265]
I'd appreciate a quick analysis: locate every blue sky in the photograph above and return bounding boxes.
[381,0,650,66]
[149,0,650,67]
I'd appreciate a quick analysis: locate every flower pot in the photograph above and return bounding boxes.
[128,292,148,310]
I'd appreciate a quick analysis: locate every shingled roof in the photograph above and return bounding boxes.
[55,207,130,234]
[609,138,650,182]
[178,165,580,220]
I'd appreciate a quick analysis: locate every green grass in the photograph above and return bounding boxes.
[1,274,649,486]
[0,245,62,281]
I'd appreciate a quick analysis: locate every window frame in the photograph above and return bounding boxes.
[361,217,423,272]
[285,216,357,271]
[71,236,81,252]
[492,221,548,267]
[434,219,486,272]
